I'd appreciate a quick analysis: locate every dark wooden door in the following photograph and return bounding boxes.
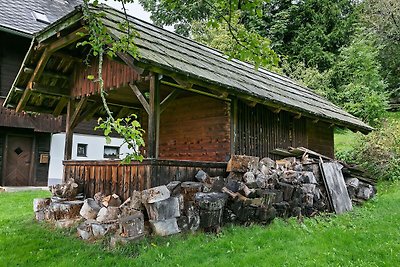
[4,136,33,186]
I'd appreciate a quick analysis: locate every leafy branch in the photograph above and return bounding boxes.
[79,0,144,162]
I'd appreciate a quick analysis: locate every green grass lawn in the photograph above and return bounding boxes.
[1,185,400,267]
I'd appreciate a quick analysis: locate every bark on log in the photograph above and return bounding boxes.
[33,198,51,212]
[47,200,84,220]
[227,155,259,173]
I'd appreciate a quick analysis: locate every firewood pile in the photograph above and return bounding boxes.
[33,148,376,247]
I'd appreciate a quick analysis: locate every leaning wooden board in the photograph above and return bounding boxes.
[320,162,353,214]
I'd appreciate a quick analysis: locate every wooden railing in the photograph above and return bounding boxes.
[63,159,227,200]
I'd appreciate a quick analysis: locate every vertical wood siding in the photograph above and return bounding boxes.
[72,57,140,97]
[64,159,227,201]
[158,95,231,162]
[236,100,307,158]
[307,120,334,158]
[34,133,51,185]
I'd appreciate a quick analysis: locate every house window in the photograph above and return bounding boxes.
[77,143,87,157]
[104,146,120,159]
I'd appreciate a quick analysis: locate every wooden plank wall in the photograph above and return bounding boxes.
[64,159,227,200]
[0,132,4,185]
[72,57,140,97]
[34,133,51,185]
[0,32,30,97]
[158,95,231,162]
[307,120,334,158]
[236,100,307,159]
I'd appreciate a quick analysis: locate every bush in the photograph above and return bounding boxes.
[342,119,400,181]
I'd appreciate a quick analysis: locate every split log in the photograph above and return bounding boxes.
[49,178,80,199]
[48,200,84,220]
[130,191,143,210]
[91,222,118,238]
[243,172,256,184]
[96,207,121,222]
[227,155,259,173]
[166,181,181,196]
[149,218,180,236]
[119,211,144,237]
[142,185,170,204]
[195,169,210,183]
[145,197,180,220]
[77,221,93,240]
[221,187,247,201]
[80,198,101,220]
[33,198,51,212]
[102,194,122,207]
[181,182,203,205]
[55,218,81,228]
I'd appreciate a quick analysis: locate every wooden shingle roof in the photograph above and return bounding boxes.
[5,4,373,132]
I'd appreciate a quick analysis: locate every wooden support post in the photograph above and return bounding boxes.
[64,100,73,163]
[230,97,238,156]
[148,73,160,159]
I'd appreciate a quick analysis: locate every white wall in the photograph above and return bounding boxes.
[48,133,133,185]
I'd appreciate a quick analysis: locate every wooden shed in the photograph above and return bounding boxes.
[3,5,372,199]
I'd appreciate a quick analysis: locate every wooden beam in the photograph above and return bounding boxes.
[172,76,193,89]
[116,52,145,75]
[312,118,319,124]
[47,27,87,53]
[160,89,180,114]
[23,67,69,80]
[129,82,150,114]
[74,101,100,125]
[52,52,83,63]
[64,99,73,163]
[147,73,160,159]
[161,80,230,102]
[15,89,32,113]
[31,84,70,96]
[36,12,83,43]
[272,107,281,114]
[70,97,88,129]
[53,97,69,116]
[294,113,302,119]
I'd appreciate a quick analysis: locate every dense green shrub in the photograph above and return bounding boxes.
[338,119,400,181]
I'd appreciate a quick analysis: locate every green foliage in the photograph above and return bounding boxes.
[191,12,280,70]
[289,30,388,126]
[363,0,400,99]
[95,115,145,163]
[258,0,359,71]
[339,119,400,181]
[139,0,279,69]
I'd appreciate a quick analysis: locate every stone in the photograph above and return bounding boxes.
[149,218,180,236]
[33,198,51,212]
[142,185,170,204]
[80,198,101,220]
[119,211,144,237]
[96,207,121,222]
[145,197,180,220]
[195,169,210,183]
[226,155,260,173]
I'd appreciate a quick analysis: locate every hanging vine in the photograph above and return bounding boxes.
[79,0,144,163]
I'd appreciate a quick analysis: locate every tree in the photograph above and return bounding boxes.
[363,0,400,100]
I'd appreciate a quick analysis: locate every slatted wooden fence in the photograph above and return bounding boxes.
[63,159,227,200]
